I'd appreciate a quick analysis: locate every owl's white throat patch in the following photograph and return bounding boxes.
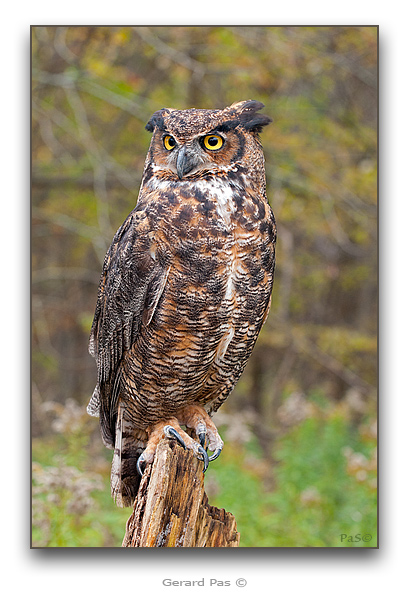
[146,176,238,229]
[195,179,236,228]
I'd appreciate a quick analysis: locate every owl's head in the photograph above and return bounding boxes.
[144,100,272,181]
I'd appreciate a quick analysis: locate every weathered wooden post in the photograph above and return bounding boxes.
[122,439,240,547]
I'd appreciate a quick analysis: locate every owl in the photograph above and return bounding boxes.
[88,100,276,506]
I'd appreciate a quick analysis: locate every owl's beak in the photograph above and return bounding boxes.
[176,146,200,180]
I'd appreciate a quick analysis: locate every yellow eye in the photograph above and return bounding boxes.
[203,135,224,151]
[163,135,176,151]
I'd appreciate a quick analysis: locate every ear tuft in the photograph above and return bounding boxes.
[228,100,272,133]
[243,113,272,133]
[232,100,265,114]
[145,108,172,132]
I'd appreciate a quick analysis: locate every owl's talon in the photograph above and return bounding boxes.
[164,425,186,449]
[197,445,209,473]
[136,453,146,477]
[209,447,223,462]
[198,431,207,448]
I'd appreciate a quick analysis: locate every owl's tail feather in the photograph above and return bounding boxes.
[111,404,146,507]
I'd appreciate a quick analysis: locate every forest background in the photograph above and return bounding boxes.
[31,25,378,548]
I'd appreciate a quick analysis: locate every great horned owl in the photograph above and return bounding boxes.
[88,100,276,506]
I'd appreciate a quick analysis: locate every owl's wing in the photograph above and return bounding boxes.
[88,208,169,444]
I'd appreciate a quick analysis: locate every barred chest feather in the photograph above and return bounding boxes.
[118,172,276,425]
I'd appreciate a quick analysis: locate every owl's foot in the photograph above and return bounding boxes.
[136,417,209,477]
[178,404,224,463]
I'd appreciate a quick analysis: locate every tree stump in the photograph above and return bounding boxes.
[122,439,240,547]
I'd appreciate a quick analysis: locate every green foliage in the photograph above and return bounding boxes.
[32,398,376,547]
[209,408,377,547]
[269,416,377,547]
[32,400,129,547]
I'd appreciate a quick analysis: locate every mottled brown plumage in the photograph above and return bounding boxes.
[88,100,276,506]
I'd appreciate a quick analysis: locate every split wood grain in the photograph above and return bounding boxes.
[122,439,240,547]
